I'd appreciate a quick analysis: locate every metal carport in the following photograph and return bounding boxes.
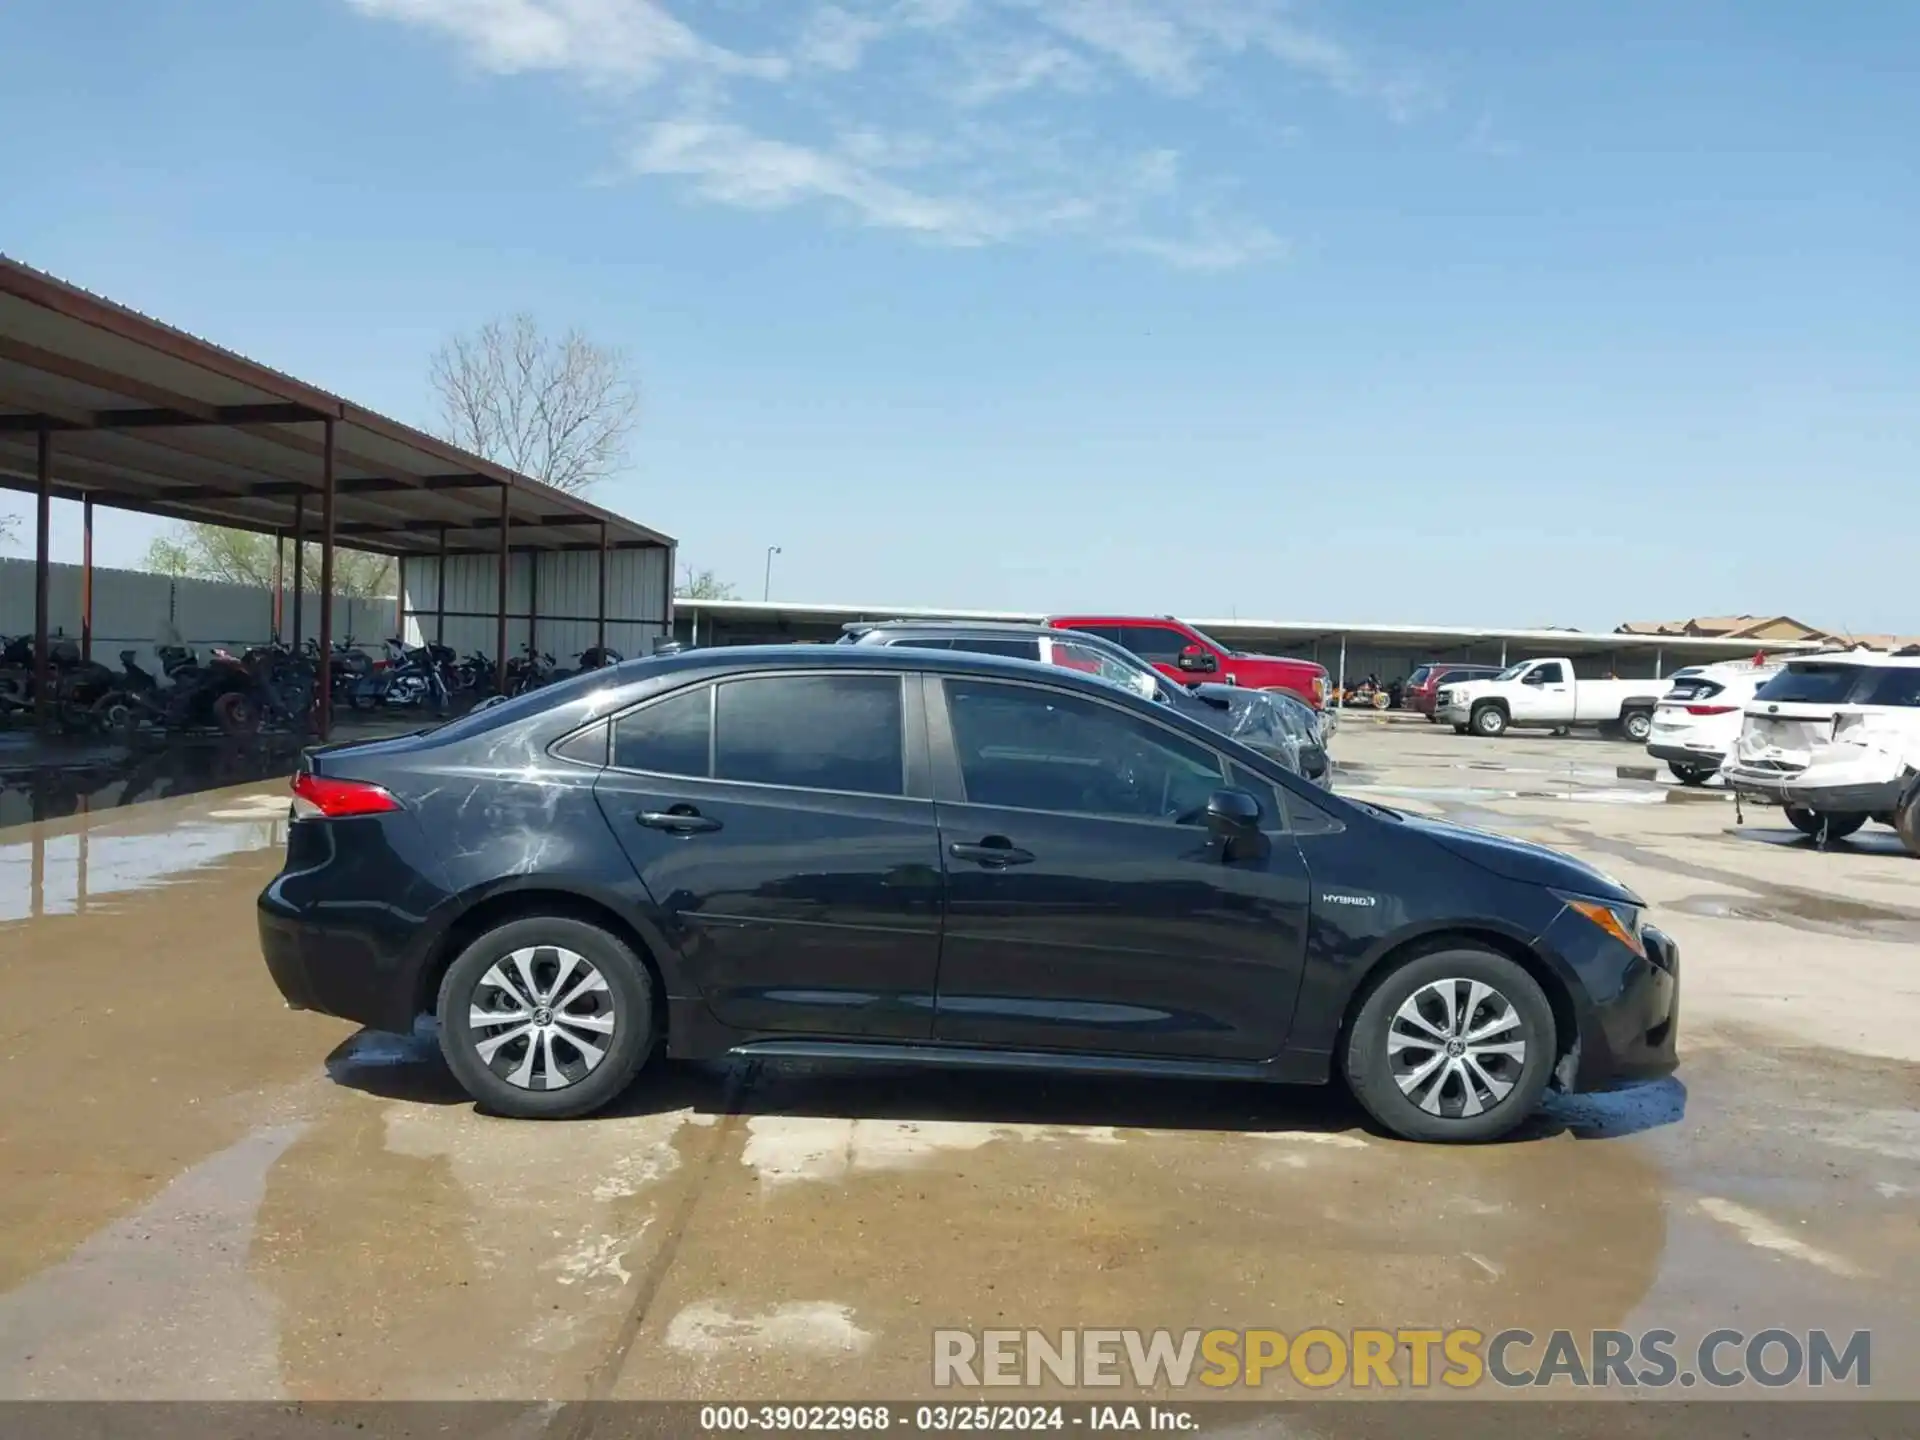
[0,256,674,736]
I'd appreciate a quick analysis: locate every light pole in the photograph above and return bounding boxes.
[763,545,782,601]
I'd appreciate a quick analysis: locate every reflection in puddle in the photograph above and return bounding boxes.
[0,803,287,922]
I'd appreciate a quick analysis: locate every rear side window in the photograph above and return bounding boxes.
[612,684,712,777]
[1407,666,1433,686]
[1756,665,1865,704]
[715,674,905,795]
[944,637,1041,659]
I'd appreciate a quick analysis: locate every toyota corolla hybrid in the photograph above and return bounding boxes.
[259,646,1678,1143]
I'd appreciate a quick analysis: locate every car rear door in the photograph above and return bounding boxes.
[592,670,944,1040]
[923,673,1312,1061]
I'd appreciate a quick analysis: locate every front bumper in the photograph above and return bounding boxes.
[1536,907,1680,1092]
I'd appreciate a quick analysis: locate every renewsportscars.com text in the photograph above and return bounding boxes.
[932,1327,1871,1391]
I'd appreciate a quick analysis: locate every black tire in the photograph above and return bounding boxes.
[1621,709,1653,743]
[1783,807,1865,841]
[1470,704,1508,738]
[1667,761,1715,786]
[436,915,655,1119]
[1897,789,1920,858]
[213,691,260,736]
[1343,947,1557,1143]
[1452,723,1469,735]
[1425,714,1439,724]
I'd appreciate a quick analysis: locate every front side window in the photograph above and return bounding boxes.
[1531,662,1567,684]
[612,684,712,777]
[715,674,905,795]
[944,679,1223,821]
[1116,624,1187,662]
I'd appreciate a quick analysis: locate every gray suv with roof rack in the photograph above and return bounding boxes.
[838,620,1328,784]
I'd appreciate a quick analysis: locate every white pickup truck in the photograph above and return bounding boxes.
[1434,658,1665,741]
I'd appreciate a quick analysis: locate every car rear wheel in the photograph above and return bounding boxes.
[1784,807,1866,841]
[437,916,655,1119]
[1896,789,1920,857]
[1343,948,1555,1143]
[1668,761,1716,786]
[1621,710,1653,743]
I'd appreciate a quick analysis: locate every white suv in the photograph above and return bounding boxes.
[1645,657,1783,785]
[1720,650,1920,851]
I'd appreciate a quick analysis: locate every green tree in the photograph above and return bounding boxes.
[143,523,396,599]
[675,567,737,600]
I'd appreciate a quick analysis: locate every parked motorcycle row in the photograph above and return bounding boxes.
[0,632,629,736]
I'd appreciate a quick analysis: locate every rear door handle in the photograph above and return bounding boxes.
[949,839,1035,868]
[639,809,722,835]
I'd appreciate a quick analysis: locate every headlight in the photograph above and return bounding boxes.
[1555,891,1646,959]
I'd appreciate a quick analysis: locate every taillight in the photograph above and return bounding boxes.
[291,772,401,819]
[1683,703,1739,716]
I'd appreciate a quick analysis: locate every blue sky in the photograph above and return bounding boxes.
[1,0,1915,632]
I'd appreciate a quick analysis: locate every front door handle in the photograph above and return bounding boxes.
[639,807,722,835]
[949,838,1035,868]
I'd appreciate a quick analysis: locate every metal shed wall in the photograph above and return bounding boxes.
[401,546,672,663]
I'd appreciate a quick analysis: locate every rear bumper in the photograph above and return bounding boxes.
[1722,751,1910,814]
[1646,740,1726,765]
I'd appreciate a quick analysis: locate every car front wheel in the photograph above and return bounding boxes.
[437,915,655,1119]
[1343,947,1556,1143]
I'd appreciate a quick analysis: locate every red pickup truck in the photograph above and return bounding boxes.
[1048,615,1330,709]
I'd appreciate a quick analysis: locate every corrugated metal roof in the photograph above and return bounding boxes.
[0,255,673,559]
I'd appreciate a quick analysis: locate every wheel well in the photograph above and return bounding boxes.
[1471,697,1508,715]
[416,889,667,1033]
[1336,927,1579,1073]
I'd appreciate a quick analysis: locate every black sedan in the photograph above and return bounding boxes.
[258,646,1678,1142]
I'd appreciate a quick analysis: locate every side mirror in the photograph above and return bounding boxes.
[1177,645,1219,674]
[1204,787,1267,862]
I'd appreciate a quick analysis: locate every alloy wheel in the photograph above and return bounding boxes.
[1387,978,1528,1119]
[467,945,617,1091]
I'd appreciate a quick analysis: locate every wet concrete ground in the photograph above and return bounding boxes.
[0,721,1915,1424]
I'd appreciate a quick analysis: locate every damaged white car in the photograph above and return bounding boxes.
[1720,650,1920,853]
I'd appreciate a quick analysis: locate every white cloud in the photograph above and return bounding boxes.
[346,0,1441,268]
[346,0,788,84]
[795,5,886,71]
[632,119,1011,241]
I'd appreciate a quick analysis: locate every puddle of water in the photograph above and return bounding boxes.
[1667,891,1920,943]
[0,804,287,922]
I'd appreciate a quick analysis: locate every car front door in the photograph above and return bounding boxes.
[924,674,1312,1061]
[1514,661,1569,722]
[592,671,943,1040]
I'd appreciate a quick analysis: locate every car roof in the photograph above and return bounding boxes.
[843,619,1051,636]
[617,642,1133,687]
[1782,649,1920,669]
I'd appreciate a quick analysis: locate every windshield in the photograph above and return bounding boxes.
[1755,664,1867,705]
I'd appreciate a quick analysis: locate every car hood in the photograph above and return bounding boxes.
[1400,812,1643,907]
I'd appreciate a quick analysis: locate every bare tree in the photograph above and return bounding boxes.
[430,314,640,494]
[675,567,738,600]
[0,512,19,546]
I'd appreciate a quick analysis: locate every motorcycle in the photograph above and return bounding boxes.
[349,637,453,712]
[549,646,625,683]
[503,644,556,696]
